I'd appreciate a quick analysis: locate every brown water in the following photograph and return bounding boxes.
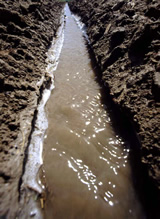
[41,5,145,219]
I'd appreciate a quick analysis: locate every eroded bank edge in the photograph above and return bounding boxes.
[17,7,65,218]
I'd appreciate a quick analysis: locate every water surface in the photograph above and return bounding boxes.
[42,5,144,219]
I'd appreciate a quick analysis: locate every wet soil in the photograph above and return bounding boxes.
[69,0,160,203]
[0,0,64,217]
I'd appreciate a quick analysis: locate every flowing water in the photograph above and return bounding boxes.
[41,5,145,219]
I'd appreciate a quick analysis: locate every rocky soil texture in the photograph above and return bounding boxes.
[69,0,160,201]
[0,0,64,217]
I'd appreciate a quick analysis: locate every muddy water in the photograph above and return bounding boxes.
[41,5,144,219]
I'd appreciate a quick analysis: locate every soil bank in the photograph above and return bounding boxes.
[0,0,64,217]
[69,0,160,212]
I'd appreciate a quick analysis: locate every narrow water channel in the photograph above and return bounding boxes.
[41,4,145,219]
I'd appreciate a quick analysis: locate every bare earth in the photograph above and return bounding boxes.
[0,0,64,217]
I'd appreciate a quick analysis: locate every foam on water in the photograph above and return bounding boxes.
[20,6,65,218]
